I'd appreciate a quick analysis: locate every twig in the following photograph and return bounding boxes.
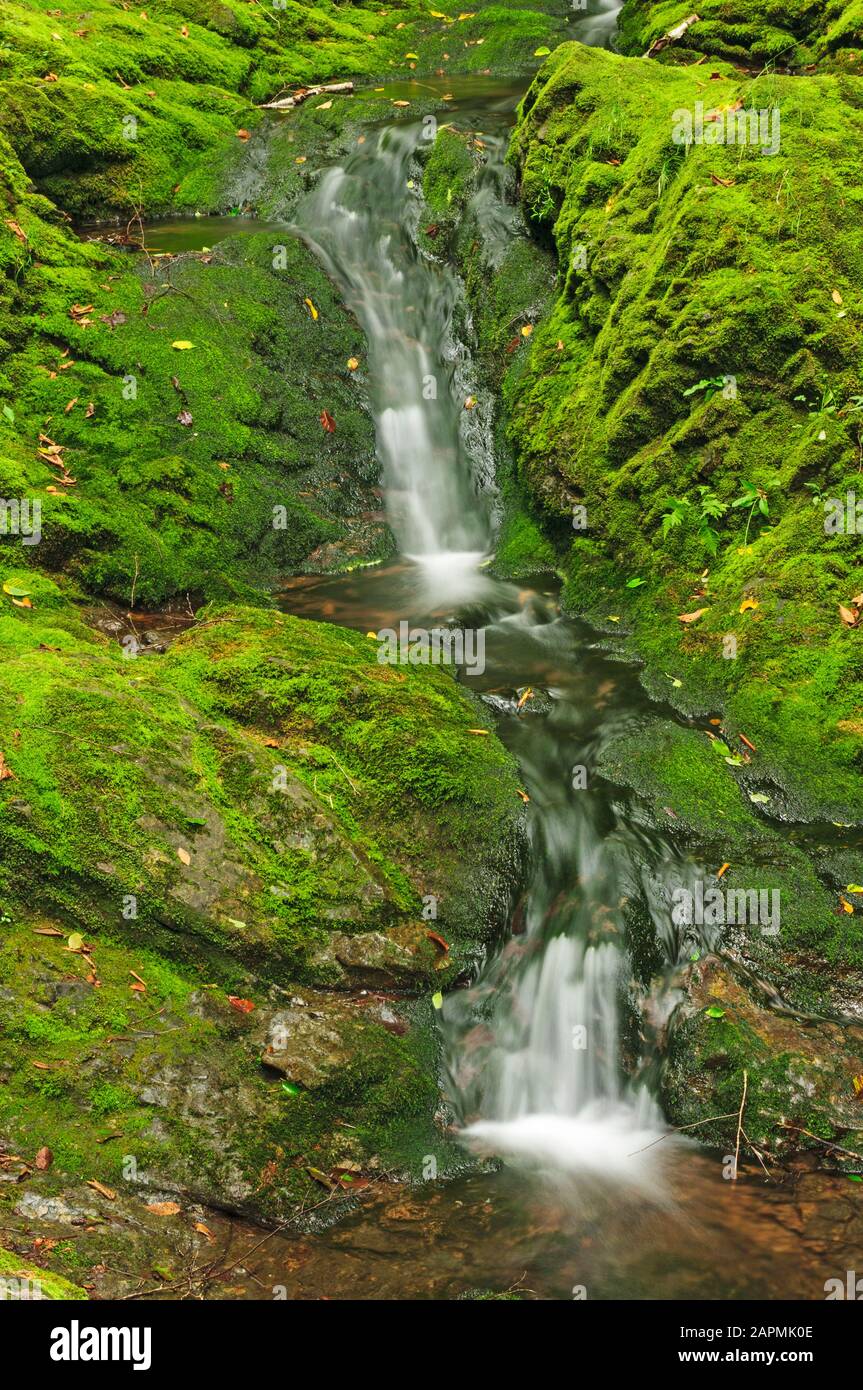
[733,1068,748,1179]
[627,1110,740,1155]
[778,1123,863,1164]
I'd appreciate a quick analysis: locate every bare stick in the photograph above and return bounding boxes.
[734,1069,748,1179]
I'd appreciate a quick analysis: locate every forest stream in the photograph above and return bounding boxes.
[3,0,863,1314]
[163,18,863,1299]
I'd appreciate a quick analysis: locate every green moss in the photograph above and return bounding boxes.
[617,0,863,73]
[503,42,863,818]
[0,1245,87,1299]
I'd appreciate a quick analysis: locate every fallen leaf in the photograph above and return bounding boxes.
[716,862,731,879]
[85,401,95,418]
[427,931,449,952]
[228,996,255,1013]
[5,219,27,243]
[35,1146,53,1171]
[195,1222,215,1240]
[832,289,843,305]
[678,608,708,623]
[521,323,533,337]
[176,847,191,865]
[236,128,251,140]
[0,751,15,782]
[64,397,78,414]
[146,1201,181,1215]
[176,409,193,426]
[304,297,319,320]
[67,932,84,952]
[464,395,477,409]
[839,603,859,627]
[739,596,758,613]
[171,340,194,350]
[320,409,336,433]
[431,991,444,1009]
[516,788,530,802]
[33,927,64,936]
[467,728,489,735]
[316,100,333,110]
[839,896,855,914]
[347,357,359,370]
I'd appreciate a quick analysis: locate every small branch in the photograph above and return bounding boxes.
[257,81,354,111]
[733,1068,748,1179]
[645,14,701,59]
[627,1110,740,1156]
[778,1123,863,1165]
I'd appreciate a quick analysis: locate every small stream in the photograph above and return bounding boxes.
[137,7,861,1298]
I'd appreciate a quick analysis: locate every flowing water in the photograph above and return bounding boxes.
[169,6,860,1297]
[283,29,680,1190]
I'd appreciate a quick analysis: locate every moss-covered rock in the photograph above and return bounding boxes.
[505,41,863,820]
[617,0,863,74]
[0,592,523,983]
[0,1244,87,1299]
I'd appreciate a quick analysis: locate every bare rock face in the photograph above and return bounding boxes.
[261,1007,352,1089]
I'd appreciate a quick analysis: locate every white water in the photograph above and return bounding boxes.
[291,2,670,1189]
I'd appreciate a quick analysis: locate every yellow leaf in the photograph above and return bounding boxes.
[171,340,194,350]
[315,100,333,110]
[304,297,319,320]
[832,289,843,305]
[521,324,533,337]
[739,597,758,613]
[67,932,84,951]
[347,357,359,370]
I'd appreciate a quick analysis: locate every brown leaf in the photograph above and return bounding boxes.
[716,862,731,880]
[85,401,95,418]
[35,1146,53,1171]
[5,219,27,243]
[176,847,191,865]
[86,1179,117,1199]
[427,931,449,953]
[146,1201,181,1215]
[64,398,78,413]
[195,1222,215,1240]
[677,608,708,624]
[236,128,251,141]
[0,750,16,782]
[33,927,64,936]
[228,995,255,1013]
[320,409,336,433]
[839,603,859,627]
[176,409,193,426]
[516,788,530,803]
[710,174,735,187]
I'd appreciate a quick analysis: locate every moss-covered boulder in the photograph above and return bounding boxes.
[0,1245,87,1300]
[617,0,863,74]
[506,41,863,820]
[0,588,523,983]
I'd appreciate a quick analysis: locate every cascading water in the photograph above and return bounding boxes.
[290,120,494,568]
[287,2,687,1189]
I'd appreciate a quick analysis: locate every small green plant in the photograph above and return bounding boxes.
[661,486,727,555]
[732,480,769,544]
[682,376,726,402]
